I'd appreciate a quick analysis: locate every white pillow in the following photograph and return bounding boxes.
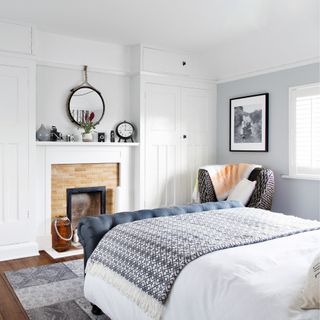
[227,178,256,205]
[301,253,320,309]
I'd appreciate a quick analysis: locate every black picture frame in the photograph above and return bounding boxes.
[229,93,269,152]
[98,132,105,142]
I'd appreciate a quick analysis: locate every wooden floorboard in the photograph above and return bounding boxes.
[0,251,83,320]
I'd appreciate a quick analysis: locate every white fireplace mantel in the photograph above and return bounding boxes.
[36,141,140,147]
[35,143,139,251]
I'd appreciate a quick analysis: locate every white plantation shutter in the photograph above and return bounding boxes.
[290,83,320,177]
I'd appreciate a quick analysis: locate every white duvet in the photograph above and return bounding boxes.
[84,230,320,320]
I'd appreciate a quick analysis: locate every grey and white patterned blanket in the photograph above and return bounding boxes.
[86,207,320,319]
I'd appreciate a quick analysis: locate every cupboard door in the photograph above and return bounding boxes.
[144,84,181,208]
[143,47,191,75]
[179,88,210,204]
[0,64,31,246]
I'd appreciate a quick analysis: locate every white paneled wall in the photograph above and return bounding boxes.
[35,30,131,73]
[143,81,216,208]
[145,84,180,207]
[0,21,32,54]
[0,21,216,259]
[0,55,38,261]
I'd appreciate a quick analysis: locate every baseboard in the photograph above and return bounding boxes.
[0,242,39,261]
[36,235,52,250]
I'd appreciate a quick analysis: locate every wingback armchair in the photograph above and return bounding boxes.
[198,167,275,210]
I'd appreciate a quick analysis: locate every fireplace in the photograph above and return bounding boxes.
[48,162,119,256]
[66,186,106,230]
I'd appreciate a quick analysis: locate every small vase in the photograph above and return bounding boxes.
[82,132,93,142]
[36,124,50,141]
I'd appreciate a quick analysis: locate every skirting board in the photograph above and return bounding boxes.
[36,235,52,250]
[0,242,39,262]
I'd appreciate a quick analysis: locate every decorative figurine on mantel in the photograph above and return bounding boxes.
[80,112,95,142]
[50,126,63,141]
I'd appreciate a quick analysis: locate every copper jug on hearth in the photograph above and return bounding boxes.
[51,216,72,252]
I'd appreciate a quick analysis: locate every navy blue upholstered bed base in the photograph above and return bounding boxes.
[77,200,243,268]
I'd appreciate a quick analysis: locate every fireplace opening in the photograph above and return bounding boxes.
[66,186,106,230]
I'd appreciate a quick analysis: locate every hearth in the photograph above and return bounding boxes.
[66,186,106,230]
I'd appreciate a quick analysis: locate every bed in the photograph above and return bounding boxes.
[78,201,320,320]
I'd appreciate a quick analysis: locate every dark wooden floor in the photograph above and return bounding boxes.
[0,251,83,320]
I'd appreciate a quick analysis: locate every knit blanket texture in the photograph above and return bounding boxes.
[86,207,320,319]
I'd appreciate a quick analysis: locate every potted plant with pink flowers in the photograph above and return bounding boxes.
[80,112,95,142]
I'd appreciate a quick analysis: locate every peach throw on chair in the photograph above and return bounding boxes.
[196,163,261,201]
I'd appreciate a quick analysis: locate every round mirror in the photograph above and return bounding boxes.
[67,86,105,126]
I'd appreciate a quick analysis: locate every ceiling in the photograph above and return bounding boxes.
[0,0,318,54]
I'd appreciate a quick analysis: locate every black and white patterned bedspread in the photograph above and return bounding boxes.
[86,207,320,319]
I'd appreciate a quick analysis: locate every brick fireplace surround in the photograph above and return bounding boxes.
[51,163,119,218]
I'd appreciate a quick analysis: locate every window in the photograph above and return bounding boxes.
[289,83,320,178]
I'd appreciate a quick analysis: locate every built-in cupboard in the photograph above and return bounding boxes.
[143,82,214,208]
[0,55,37,260]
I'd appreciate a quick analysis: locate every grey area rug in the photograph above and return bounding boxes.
[5,260,110,320]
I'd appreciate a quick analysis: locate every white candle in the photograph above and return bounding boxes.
[73,228,79,243]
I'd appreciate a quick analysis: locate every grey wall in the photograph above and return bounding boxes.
[217,63,320,220]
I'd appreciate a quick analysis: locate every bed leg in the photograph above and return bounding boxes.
[91,303,103,315]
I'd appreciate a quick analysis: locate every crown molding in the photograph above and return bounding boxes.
[215,57,320,84]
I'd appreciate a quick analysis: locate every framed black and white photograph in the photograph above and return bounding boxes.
[229,93,269,152]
